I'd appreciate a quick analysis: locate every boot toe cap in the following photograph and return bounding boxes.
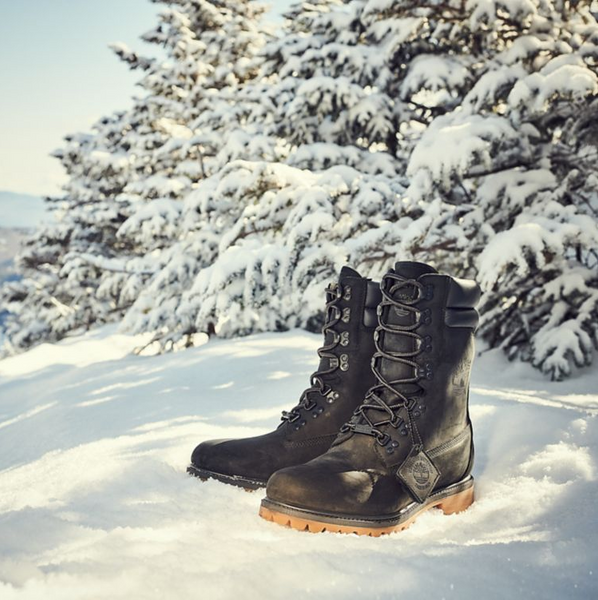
[190,431,284,482]
[266,462,386,515]
[190,438,234,473]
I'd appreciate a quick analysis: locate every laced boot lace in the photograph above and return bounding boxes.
[340,272,428,449]
[280,282,344,428]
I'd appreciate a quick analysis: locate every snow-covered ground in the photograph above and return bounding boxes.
[0,327,596,599]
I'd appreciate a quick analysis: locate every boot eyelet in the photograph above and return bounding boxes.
[422,309,432,325]
[376,433,390,446]
[405,398,417,411]
[340,331,349,346]
[425,284,434,300]
[342,308,351,323]
[386,446,395,454]
[390,416,403,428]
[417,363,434,380]
[330,357,339,369]
[423,335,432,352]
[343,285,352,301]
[326,390,339,404]
[311,406,324,417]
[425,362,434,380]
[413,410,421,418]
[391,441,399,448]
[340,354,349,371]
[400,429,408,436]
[304,399,316,411]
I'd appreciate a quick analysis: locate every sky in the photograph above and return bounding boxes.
[0,0,293,198]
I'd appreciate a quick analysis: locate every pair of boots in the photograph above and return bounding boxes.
[188,261,481,536]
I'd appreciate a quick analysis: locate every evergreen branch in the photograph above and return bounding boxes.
[75,254,156,276]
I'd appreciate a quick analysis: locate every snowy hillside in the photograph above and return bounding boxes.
[0,327,595,599]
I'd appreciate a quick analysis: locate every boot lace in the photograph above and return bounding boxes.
[280,282,344,425]
[340,273,427,448]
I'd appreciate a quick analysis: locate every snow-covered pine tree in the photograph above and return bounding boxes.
[118,0,442,346]
[113,1,390,345]
[106,0,269,255]
[6,0,597,380]
[382,0,598,379]
[1,112,137,351]
[1,0,269,354]
[127,0,598,379]
[258,0,402,176]
[109,0,275,348]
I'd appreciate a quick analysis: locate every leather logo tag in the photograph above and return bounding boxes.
[396,448,440,503]
[452,357,470,388]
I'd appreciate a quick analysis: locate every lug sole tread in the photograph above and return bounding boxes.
[259,483,474,536]
[187,464,267,491]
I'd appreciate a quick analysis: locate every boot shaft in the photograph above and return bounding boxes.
[317,267,381,388]
[376,263,481,449]
[337,262,481,477]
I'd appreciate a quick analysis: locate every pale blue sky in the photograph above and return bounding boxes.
[0,0,293,197]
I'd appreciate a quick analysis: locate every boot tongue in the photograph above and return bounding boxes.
[354,262,436,434]
[375,262,435,407]
[393,261,437,280]
[339,265,362,282]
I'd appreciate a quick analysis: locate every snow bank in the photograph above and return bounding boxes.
[0,328,596,599]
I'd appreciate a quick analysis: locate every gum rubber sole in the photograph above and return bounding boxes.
[187,464,267,490]
[259,478,474,536]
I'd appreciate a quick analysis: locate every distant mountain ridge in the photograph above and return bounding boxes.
[0,190,48,229]
[0,190,49,292]
[0,227,29,290]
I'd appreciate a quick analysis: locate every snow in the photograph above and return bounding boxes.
[400,54,471,97]
[509,57,598,112]
[0,326,596,599]
[407,113,519,196]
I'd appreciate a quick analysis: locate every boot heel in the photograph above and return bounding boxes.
[437,485,474,515]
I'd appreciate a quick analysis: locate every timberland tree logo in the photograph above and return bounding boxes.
[392,288,417,317]
[393,306,410,317]
[411,460,431,489]
[452,357,471,388]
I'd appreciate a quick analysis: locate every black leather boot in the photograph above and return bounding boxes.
[260,261,481,534]
[188,266,382,489]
